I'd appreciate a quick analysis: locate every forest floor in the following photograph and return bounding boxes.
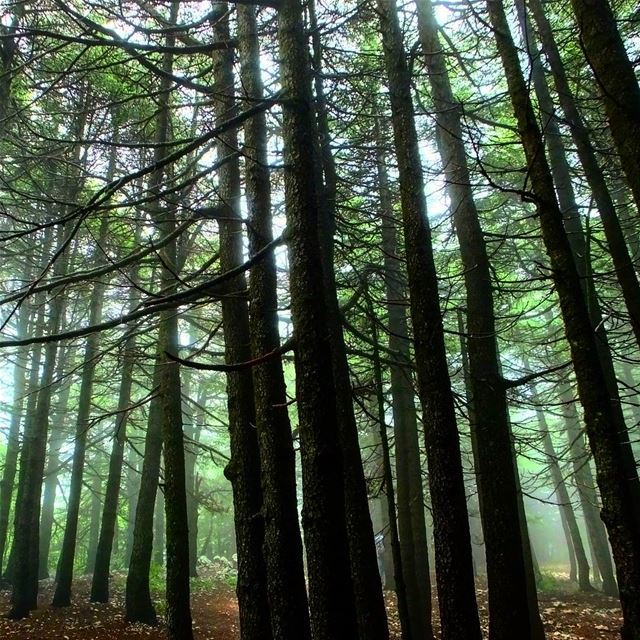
[0,570,623,639]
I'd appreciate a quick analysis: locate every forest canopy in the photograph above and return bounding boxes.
[0,0,639,638]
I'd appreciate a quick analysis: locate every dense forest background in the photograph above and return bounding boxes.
[0,0,639,638]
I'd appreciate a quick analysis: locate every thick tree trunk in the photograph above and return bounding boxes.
[415,0,544,636]
[212,7,271,639]
[565,0,640,213]
[307,5,390,638]
[526,0,640,351]
[277,1,360,637]
[237,6,311,640]
[376,1,482,639]
[518,0,640,514]
[376,133,432,639]
[485,1,640,636]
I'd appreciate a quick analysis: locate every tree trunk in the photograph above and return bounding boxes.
[85,464,103,575]
[52,213,109,607]
[415,0,545,635]
[277,1,360,637]
[368,293,413,640]
[238,6,311,640]
[485,1,640,635]
[307,5,390,638]
[90,279,139,601]
[517,0,640,514]
[561,384,618,595]
[125,357,163,625]
[565,0,640,213]
[212,7,271,639]
[526,0,640,351]
[39,344,72,580]
[0,289,38,576]
[8,213,76,618]
[376,132,432,639]
[376,1,482,638]
[153,492,165,568]
[531,389,592,591]
[125,445,140,566]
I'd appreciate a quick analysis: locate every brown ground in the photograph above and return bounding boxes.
[0,573,622,639]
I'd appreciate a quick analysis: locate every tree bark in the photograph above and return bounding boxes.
[565,0,640,213]
[212,7,271,639]
[377,131,432,639]
[376,1,482,638]
[277,1,361,636]
[307,5,390,637]
[238,6,311,639]
[485,1,640,635]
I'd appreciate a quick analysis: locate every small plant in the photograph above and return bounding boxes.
[536,570,561,593]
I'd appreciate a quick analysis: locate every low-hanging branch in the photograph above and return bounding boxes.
[0,210,223,306]
[166,338,295,371]
[0,234,284,348]
[503,360,572,389]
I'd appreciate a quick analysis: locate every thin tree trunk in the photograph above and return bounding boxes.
[52,213,109,607]
[526,0,640,350]
[125,356,163,625]
[0,292,35,575]
[39,344,72,579]
[485,1,640,635]
[368,292,412,640]
[376,135,432,639]
[90,274,140,601]
[8,236,69,616]
[517,0,640,514]
[561,384,618,596]
[559,503,578,582]
[85,464,102,574]
[376,1,482,638]
[531,390,592,590]
[153,492,165,567]
[125,445,140,566]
